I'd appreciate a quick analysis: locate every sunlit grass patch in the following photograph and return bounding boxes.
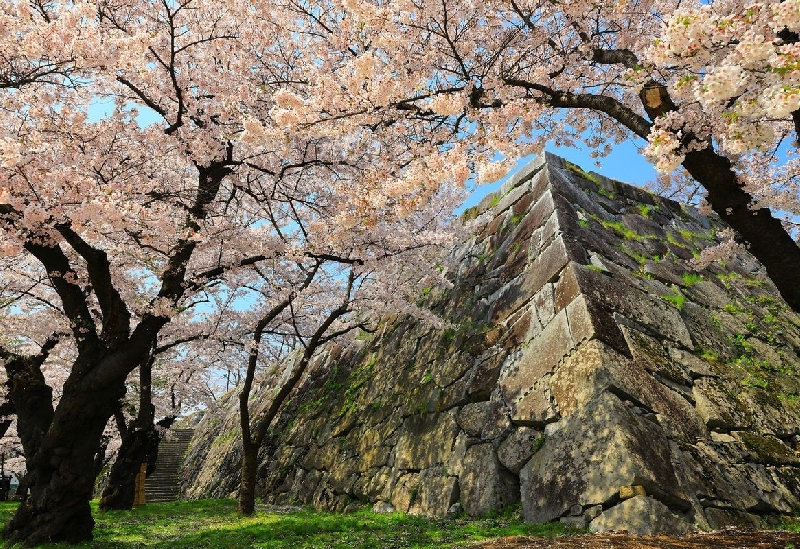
[2,499,578,549]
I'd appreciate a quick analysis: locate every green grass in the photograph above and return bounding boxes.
[661,289,686,311]
[636,204,656,218]
[680,272,703,287]
[0,500,579,549]
[599,219,641,241]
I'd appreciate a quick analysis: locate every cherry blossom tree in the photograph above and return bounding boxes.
[285,0,800,313]
[231,195,456,515]
[0,0,463,544]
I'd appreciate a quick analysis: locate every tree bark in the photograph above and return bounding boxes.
[0,155,229,545]
[98,422,157,511]
[682,149,800,313]
[237,438,259,515]
[2,380,125,546]
[99,349,158,511]
[236,269,356,516]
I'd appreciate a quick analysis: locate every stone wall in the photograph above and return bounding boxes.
[180,153,800,533]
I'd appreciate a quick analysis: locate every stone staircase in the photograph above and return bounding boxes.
[144,428,193,504]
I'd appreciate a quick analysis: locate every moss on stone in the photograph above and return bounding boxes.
[738,432,798,466]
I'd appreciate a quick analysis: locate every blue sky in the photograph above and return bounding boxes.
[462,139,658,210]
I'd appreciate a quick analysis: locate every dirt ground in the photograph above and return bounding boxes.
[462,529,800,549]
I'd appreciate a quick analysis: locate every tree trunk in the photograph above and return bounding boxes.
[98,425,157,511]
[99,350,158,511]
[237,438,259,516]
[2,382,124,546]
[682,149,800,313]
[235,269,355,517]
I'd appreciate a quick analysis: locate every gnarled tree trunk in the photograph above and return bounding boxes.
[3,380,125,546]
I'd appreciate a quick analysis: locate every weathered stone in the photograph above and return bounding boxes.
[445,432,470,478]
[566,294,629,355]
[687,441,797,513]
[467,351,505,400]
[391,473,420,513]
[560,515,587,529]
[352,467,394,502]
[480,401,513,441]
[513,193,535,218]
[734,431,800,466]
[497,426,543,474]
[489,235,573,323]
[457,401,511,440]
[554,262,581,312]
[394,410,460,470]
[505,309,535,350]
[499,309,573,406]
[667,348,716,379]
[520,392,689,524]
[621,325,692,386]
[532,283,556,326]
[495,181,530,215]
[458,402,492,437]
[510,378,558,426]
[589,496,694,535]
[619,485,647,499]
[446,502,463,518]
[551,340,706,441]
[373,501,395,513]
[643,259,683,286]
[460,444,520,517]
[572,266,694,348]
[584,505,603,520]
[409,469,460,517]
[692,377,755,431]
[704,507,762,529]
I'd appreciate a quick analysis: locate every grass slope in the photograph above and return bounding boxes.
[0,499,577,548]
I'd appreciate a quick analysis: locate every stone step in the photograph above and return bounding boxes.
[143,427,193,504]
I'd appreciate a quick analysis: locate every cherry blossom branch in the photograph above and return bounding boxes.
[21,240,98,350]
[252,268,358,448]
[501,76,652,138]
[55,223,131,344]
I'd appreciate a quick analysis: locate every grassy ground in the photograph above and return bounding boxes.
[0,499,577,549]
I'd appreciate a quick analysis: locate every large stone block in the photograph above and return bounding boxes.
[589,496,694,535]
[570,265,694,348]
[394,410,460,470]
[497,426,543,474]
[500,310,573,397]
[460,443,520,516]
[564,293,628,354]
[409,468,460,517]
[488,234,574,323]
[391,473,420,513]
[519,392,689,524]
[499,309,573,423]
[552,339,706,443]
[458,401,492,437]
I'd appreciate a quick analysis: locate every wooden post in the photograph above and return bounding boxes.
[132,462,147,507]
